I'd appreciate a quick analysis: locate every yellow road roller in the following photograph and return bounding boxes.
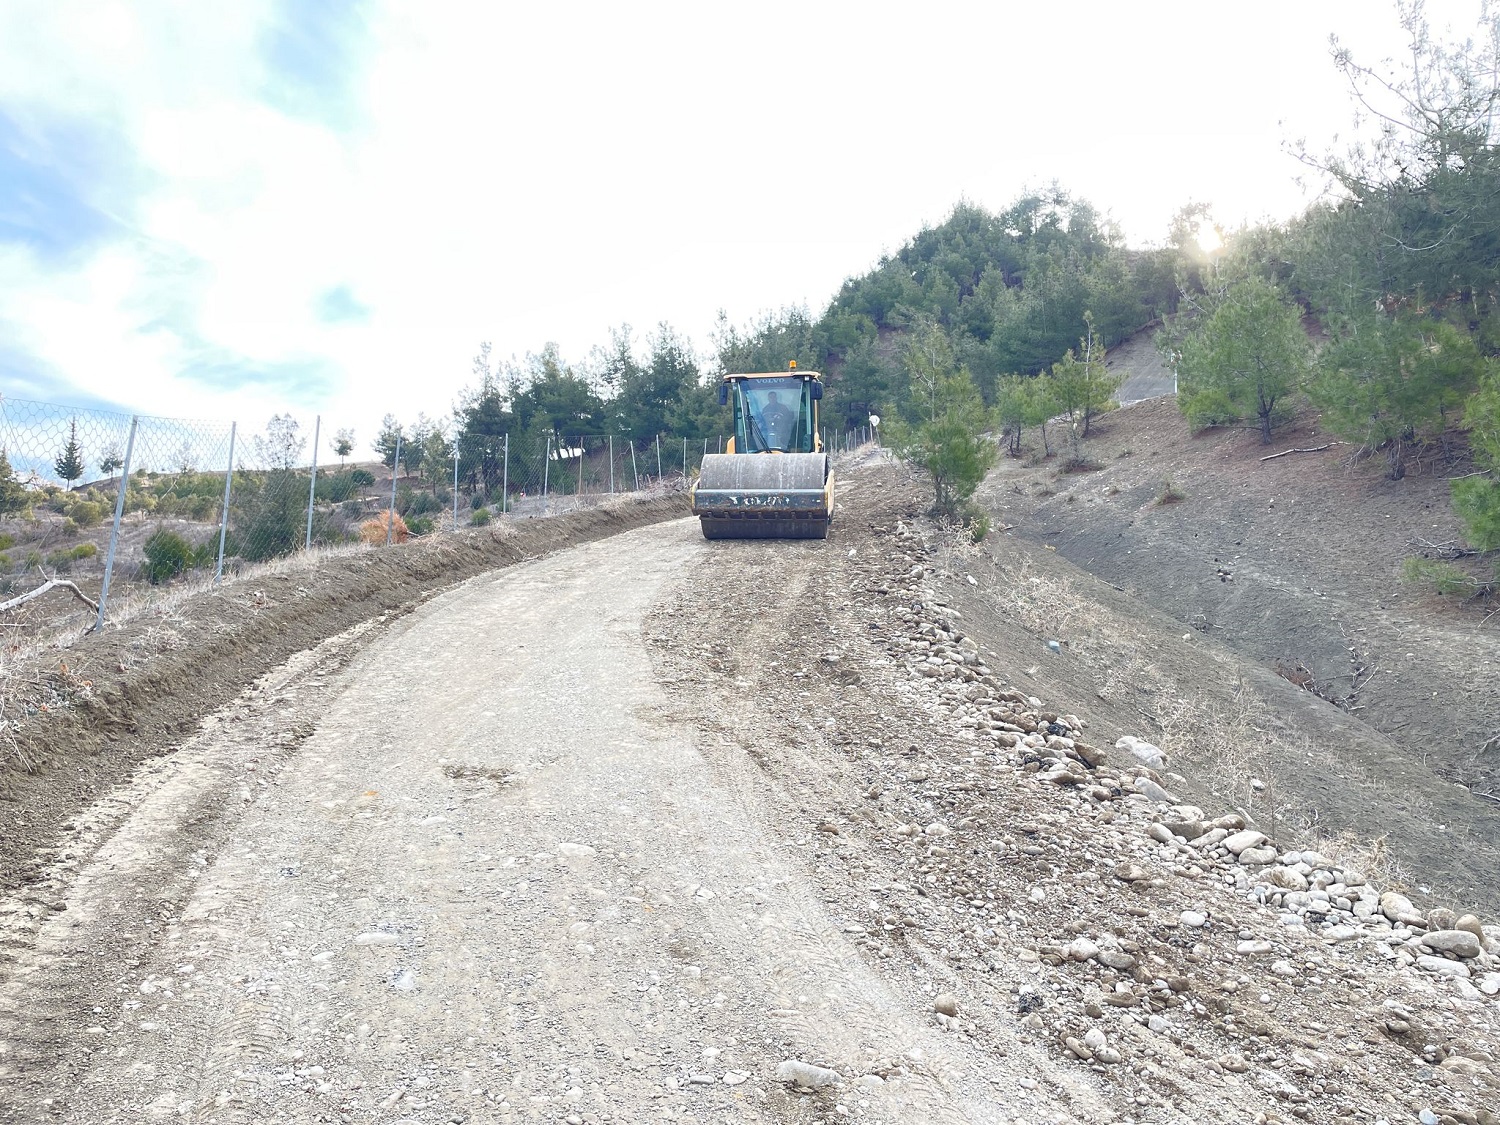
[689,364,834,540]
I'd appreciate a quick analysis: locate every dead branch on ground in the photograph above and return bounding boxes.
[1260,442,1343,462]
[1409,537,1480,560]
[0,577,99,615]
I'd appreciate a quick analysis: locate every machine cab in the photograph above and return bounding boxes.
[719,367,824,454]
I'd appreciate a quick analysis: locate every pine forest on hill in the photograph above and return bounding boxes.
[345,2,1500,595]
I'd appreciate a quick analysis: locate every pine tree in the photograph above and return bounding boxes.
[54,420,85,490]
[0,450,29,515]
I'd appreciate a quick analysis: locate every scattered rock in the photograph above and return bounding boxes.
[775,1060,840,1088]
[1223,829,1268,856]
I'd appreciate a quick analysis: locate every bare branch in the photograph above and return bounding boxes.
[1260,442,1343,461]
[0,578,100,615]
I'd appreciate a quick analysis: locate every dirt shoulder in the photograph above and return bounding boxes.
[0,495,687,893]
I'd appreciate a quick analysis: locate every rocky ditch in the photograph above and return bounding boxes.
[852,515,1500,1123]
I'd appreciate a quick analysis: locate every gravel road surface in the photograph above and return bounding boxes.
[1,516,1048,1123]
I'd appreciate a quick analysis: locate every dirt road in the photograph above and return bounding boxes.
[5,465,1497,1125]
[1,515,1079,1123]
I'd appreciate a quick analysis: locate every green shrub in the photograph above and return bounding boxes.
[0,533,15,550]
[317,472,358,503]
[1401,556,1485,596]
[470,492,485,510]
[1156,479,1187,505]
[68,500,104,528]
[60,518,80,537]
[470,507,492,526]
[407,515,435,536]
[187,495,218,521]
[349,468,375,488]
[142,529,212,584]
[45,545,96,572]
[231,469,305,562]
[399,488,441,517]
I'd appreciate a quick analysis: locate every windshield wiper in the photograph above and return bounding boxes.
[747,407,772,452]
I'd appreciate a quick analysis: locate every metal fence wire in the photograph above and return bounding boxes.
[0,395,706,630]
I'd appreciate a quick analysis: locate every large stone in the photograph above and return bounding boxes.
[1063,938,1101,962]
[1136,778,1177,803]
[1223,830,1268,856]
[1416,954,1471,979]
[1379,892,1419,924]
[1455,914,1485,942]
[776,1060,841,1088]
[1163,820,1208,840]
[1238,846,1278,866]
[1427,906,1458,931]
[1264,867,1309,892]
[1421,929,1482,959]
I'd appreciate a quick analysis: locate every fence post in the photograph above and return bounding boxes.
[655,434,662,480]
[682,436,687,478]
[386,435,401,546]
[94,415,139,632]
[542,434,550,497]
[452,444,459,529]
[576,440,584,497]
[215,422,237,584]
[305,414,320,550]
[630,440,640,491]
[609,435,615,494]
[502,432,509,513]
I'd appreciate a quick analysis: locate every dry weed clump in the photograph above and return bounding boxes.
[984,554,1088,640]
[359,512,410,545]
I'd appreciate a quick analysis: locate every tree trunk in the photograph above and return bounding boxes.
[1260,410,1273,445]
[1387,440,1406,481]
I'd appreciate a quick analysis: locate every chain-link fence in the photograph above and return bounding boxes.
[0,395,720,630]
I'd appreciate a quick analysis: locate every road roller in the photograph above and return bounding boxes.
[689,363,834,540]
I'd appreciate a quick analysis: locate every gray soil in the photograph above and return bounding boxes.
[974,396,1500,913]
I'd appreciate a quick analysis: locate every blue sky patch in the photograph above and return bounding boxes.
[177,351,340,405]
[0,109,127,262]
[316,284,370,323]
[259,0,370,130]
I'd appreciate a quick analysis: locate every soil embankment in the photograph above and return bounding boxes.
[974,395,1499,912]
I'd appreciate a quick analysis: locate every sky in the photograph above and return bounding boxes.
[0,0,1490,456]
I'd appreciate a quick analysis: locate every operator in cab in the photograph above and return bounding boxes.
[759,390,796,450]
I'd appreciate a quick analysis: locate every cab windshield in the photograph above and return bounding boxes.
[734,377,812,453]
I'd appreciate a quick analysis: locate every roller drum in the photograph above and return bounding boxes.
[691,452,832,540]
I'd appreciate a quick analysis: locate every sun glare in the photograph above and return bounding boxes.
[1195,222,1223,254]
